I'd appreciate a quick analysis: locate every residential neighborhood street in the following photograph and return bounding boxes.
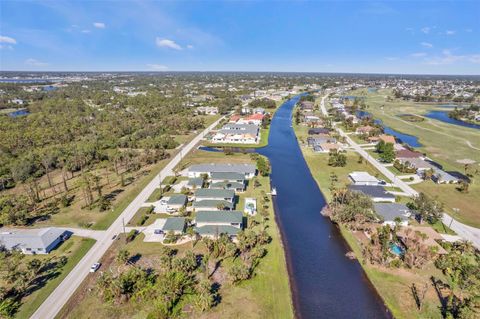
[30,116,225,319]
[319,94,480,249]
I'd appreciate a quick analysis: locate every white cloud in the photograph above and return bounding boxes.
[445,30,456,35]
[421,27,431,34]
[0,45,14,50]
[420,42,433,48]
[93,22,106,29]
[410,52,427,58]
[187,44,194,49]
[469,55,480,64]
[24,58,49,67]
[0,35,17,44]
[147,64,168,71]
[81,30,91,34]
[155,38,182,50]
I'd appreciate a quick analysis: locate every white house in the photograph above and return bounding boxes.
[0,227,67,255]
[349,171,381,186]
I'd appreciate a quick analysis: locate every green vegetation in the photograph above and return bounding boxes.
[0,237,95,319]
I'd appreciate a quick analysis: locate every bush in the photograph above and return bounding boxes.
[126,230,138,242]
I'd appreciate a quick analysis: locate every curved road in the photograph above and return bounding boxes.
[31,116,225,319]
[319,94,480,249]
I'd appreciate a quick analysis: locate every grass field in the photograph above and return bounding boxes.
[15,237,96,319]
[347,88,480,227]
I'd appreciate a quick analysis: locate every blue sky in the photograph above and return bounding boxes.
[1,0,479,74]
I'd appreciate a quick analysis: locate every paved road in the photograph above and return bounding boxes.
[319,94,480,249]
[31,116,225,319]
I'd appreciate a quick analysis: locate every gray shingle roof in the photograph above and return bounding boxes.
[210,172,245,181]
[193,200,234,210]
[187,177,204,187]
[196,211,243,224]
[167,194,187,205]
[195,188,235,199]
[348,185,395,200]
[195,225,241,236]
[189,163,256,175]
[373,203,410,222]
[210,181,245,190]
[163,217,186,232]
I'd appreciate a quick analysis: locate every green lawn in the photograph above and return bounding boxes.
[15,237,96,319]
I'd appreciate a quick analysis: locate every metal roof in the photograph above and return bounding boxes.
[0,227,65,251]
[189,163,256,175]
[195,188,235,198]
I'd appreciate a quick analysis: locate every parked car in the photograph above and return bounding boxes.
[90,262,101,273]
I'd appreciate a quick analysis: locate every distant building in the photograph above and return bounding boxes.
[188,163,256,179]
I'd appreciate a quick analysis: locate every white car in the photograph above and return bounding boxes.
[90,262,101,273]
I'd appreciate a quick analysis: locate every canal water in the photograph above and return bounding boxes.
[258,96,391,319]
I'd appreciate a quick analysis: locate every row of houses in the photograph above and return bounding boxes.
[211,114,265,144]
[153,163,258,240]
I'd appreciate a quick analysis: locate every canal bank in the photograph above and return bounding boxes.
[258,95,391,319]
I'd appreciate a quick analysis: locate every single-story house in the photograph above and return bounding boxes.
[162,217,187,235]
[396,158,437,172]
[195,210,244,238]
[188,163,256,179]
[299,101,314,111]
[432,169,461,184]
[193,199,234,211]
[0,227,67,254]
[373,203,411,227]
[194,188,235,202]
[210,172,246,184]
[348,185,396,202]
[379,134,396,144]
[355,125,375,135]
[166,194,187,212]
[316,143,341,153]
[307,136,336,147]
[210,181,245,192]
[308,128,330,135]
[187,177,204,189]
[395,149,424,159]
[349,171,380,186]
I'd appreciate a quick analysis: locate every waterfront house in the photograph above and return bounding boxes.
[349,171,381,186]
[378,134,396,144]
[395,149,424,159]
[193,199,234,211]
[0,227,67,255]
[194,189,235,203]
[373,203,411,227]
[355,125,375,135]
[195,211,243,239]
[308,128,331,135]
[348,185,396,202]
[188,163,256,179]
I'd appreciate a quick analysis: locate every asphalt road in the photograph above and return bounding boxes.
[319,94,480,249]
[31,115,224,319]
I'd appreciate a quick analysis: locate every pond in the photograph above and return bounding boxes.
[356,111,422,148]
[425,110,480,130]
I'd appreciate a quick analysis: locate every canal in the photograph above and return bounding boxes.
[258,95,391,319]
